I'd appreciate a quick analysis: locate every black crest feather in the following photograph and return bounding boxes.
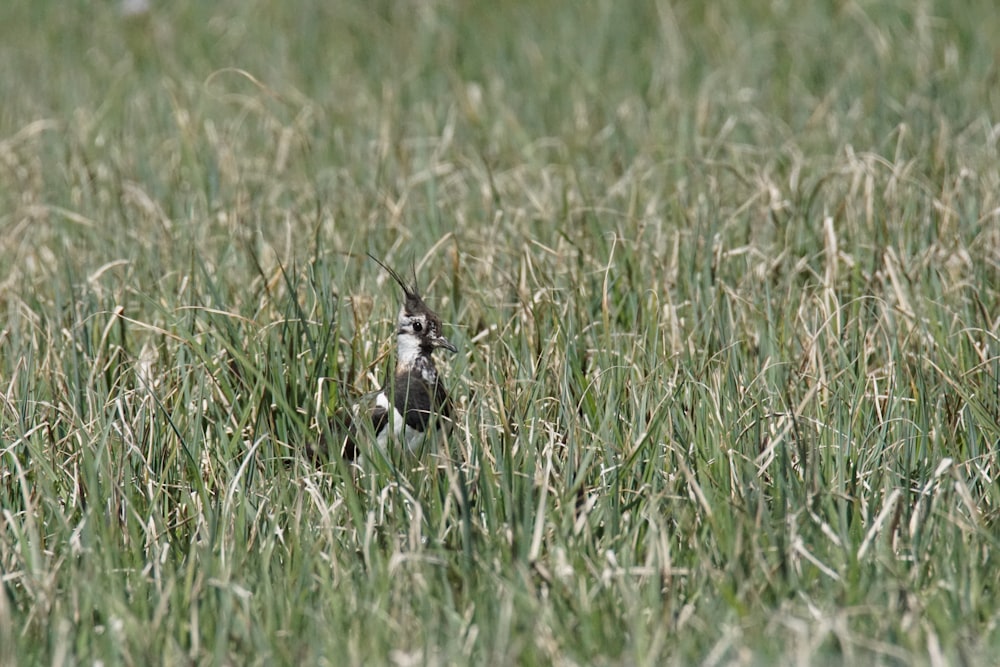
[367,254,430,318]
[367,253,421,299]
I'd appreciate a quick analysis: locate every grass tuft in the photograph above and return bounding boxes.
[2,0,999,664]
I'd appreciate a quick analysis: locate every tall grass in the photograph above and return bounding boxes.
[2,0,999,664]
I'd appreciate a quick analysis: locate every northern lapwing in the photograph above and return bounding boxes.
[318,254,457,461]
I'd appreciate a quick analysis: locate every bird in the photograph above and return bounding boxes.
[317,254,457,461]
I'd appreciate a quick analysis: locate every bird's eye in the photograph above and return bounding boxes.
[412,321,423,332]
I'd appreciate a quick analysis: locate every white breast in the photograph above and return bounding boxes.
[374,392,427,452]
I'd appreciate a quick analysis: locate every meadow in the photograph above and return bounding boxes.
[1,1,999,664]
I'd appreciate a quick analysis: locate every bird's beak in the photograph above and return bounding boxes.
[435,335,458,354]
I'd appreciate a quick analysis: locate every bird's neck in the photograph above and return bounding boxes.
[395,332,424,368]
[396,333,439,384]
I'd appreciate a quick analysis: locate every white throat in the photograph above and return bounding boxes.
[396,332,423,366]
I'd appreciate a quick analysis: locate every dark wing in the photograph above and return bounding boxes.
[392,369,453,433]
[371,399,389,439]
[394,370,435,431]
[433,378,452,423]
[310,391,392,464]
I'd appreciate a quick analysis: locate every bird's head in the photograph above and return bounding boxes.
[368,254,458,358]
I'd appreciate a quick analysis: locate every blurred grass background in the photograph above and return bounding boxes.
[1,0,999,664]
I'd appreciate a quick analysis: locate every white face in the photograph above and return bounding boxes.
[394,302,456,359]
[396,310,430,365]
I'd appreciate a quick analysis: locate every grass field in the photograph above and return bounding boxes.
[2,1,999,664]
